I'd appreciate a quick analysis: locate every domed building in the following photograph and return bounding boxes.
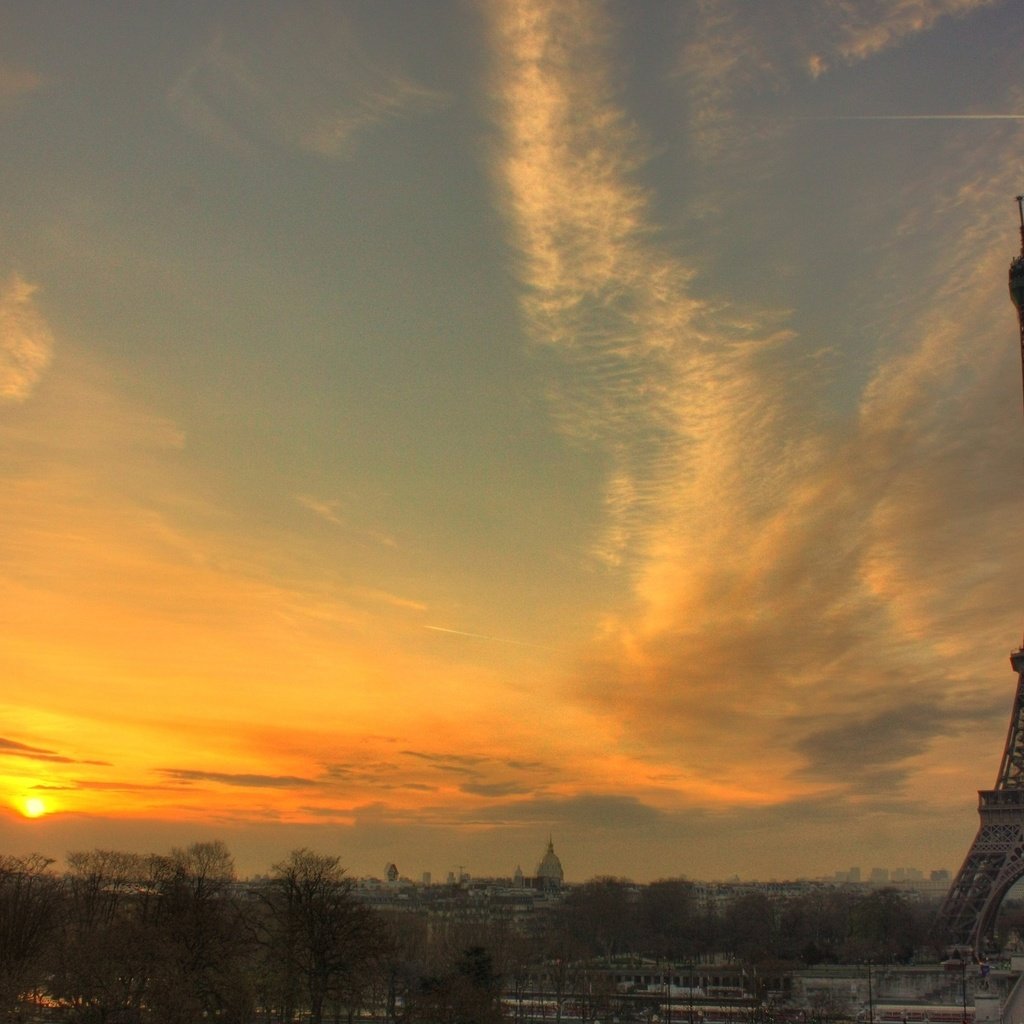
[535,837,564,890]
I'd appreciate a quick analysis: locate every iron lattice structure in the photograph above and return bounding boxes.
[933,199,1024,953]
[934,651,1024,951]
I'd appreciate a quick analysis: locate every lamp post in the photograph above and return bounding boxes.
[960,958,968,1024]
[866,962,874,1024]
[942,951,970,1024]
[665,963,672,1024]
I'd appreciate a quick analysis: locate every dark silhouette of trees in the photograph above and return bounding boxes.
[451,945,502,1024]
[774,889,854,965]
[843,887,921,962]
[51,843,384,1024]
[520,908,580,1024]
[409,945,503,1024]
[51,843,255,1024]
[258,848,382,1024]
[639,879,704,959]
[994,895,1024,950]
[147,842,255,1024]
[561,877,639,960]
[0,853,60,1013]
[721,892,778,964]
[51,849,157,1024]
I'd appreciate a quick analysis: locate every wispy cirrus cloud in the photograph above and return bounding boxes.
[168,12,446,160]
[0,274,53,402]
[674,2,786,156]
[672,0,1001,157]
[295,494,399,549]
[485,0,1023,827]
[296,494,345,526]
[487,0,707,570]
[819,0,999,69]
[487,0,812,583]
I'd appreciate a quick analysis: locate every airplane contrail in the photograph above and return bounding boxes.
[423,625,564,653]
[802,113,1024,121]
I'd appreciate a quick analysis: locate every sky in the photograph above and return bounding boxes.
[3,0,1024,885]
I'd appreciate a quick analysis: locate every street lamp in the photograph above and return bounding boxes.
[689,964,695,1024]
[960,958,968,1024]
[941,952,971,1024]
[865,962,874,1024]
[665,963,672,1024]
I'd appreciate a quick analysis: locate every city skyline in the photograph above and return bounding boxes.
[3,0,1024,883]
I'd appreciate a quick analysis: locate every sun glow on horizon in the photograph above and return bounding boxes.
[21,797,48,819]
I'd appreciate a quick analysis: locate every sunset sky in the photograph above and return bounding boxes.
[4,0,1024,884]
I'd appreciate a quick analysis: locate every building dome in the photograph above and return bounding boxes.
[535,838,564,888]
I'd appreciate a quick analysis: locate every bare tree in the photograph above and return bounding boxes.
[639,879,702,960]
[0,853,60,1014]
[52,849,156,1024]
[259,849,380,1024]
[162,842,254,1024]
[561,877,639,962]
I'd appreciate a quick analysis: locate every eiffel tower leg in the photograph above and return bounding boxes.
[937,204,1024,955]
[934,790,1024,954]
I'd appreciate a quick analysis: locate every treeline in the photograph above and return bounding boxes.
[1,844,395,1024]
[0,845,947,1024]
[557,877,937,965]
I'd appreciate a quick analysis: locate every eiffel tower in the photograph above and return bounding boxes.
[932,197,1024,954]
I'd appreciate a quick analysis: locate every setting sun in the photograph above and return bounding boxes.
[22,797,47,819]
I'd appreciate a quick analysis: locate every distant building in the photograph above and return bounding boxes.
[535,838,564,890]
